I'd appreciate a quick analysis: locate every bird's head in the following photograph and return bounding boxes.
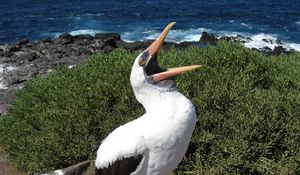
[130,22,201,105]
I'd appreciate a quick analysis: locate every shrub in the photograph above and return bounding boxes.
[0,41,300,174]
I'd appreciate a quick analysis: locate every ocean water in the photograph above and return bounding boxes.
[1,0,300,50]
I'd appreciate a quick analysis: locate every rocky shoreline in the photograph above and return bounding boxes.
[0,32,296,116]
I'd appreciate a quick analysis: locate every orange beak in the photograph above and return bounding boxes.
[146,22,202,83]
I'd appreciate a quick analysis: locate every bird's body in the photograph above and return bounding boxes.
[96,90,196,175]
[95,22,201,175]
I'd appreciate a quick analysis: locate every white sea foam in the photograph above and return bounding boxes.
[285,43,300,51]
[45,32,61,38]
[122,31,147,43]
[0,80,5,89]
[122,38,135,43]
[63,27,300,53]
[6,66,17,71]
[0,64,5,89]
[122,27,300,52]
[233,33,300,52]
[0,64,18,89]
[69,29,104,36]
[0,81,5,89]
[216,30,248,37]
[122,28,206,43]
[84,13,104,17]
[159,27,300,52]
[244,33,281,50]
[0,64,4,72]
[241,23,249,27]
[145,27,211,43]
[296,21,300,25]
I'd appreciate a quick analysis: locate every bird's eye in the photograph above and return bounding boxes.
[139,59,146,66]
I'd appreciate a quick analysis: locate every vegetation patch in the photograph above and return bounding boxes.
[0,41,300,174]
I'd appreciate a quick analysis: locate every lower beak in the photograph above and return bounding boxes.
[152,65,202,82]
[146,22,202,83]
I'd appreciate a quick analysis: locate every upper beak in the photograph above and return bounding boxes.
[146,22,202,83]
[146,22,176,57]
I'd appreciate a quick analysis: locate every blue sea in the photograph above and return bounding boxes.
[1,0,300,50]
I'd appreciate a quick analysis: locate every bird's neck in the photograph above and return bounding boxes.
[137,88,192,115]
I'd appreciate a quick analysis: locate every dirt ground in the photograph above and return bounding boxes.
[0,148,25,175]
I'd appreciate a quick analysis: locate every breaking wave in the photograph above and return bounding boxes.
[69,29,104,36]
[65,27,300,52]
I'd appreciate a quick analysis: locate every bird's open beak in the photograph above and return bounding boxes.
[146,22,202,83]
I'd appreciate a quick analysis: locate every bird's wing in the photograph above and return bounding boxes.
[95,154,143,175]
[95,119,147,175]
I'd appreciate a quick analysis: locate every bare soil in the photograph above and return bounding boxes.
[0,148,25,175]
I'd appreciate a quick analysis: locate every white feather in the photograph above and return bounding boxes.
[95,53,197,175]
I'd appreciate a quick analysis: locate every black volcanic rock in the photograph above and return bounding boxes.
[261,46,272,52]
[26,52,37,62]
[41,37,53,44]
[101,45,113,53]
[200,32,218,44]
[73,34,93,40]
[118,40,154,52]
[16,38,29,46]
[95,33,121,40]
[0,44,8,52]
[272,46,285,55]
[219,36,231,42]
[8,45,20,52]
[56,33,74,45]
[104,38,117,48]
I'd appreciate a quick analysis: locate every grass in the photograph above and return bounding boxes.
[0,41,300,174]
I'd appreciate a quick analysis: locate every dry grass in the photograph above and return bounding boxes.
[0,147,25,175]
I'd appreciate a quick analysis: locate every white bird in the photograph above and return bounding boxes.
[95,22,201,175]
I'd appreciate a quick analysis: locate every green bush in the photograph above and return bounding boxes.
[0,41,300,174]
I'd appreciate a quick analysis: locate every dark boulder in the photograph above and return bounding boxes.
[262,38,283,45]
[118,40,153,52]
[104,38,117,48]
[73,34,93,40]
[72,34,93,46]
[1,51,14,58]
[271,46,285,55]
[101,45,113,53]
[73,39,92,46]
[8,45,20,52]
[262,38,274,44]
[200,32,218,44]
[95,33,121,41]
[41,38,53,44]
[16,38,29,46]
[275,39,283,45]
[0,44,8,52]
[234,35,252,43]
[219,36,232,42]
[26,52,37,62]
[261,46,272,52]
[56,33,74,45]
